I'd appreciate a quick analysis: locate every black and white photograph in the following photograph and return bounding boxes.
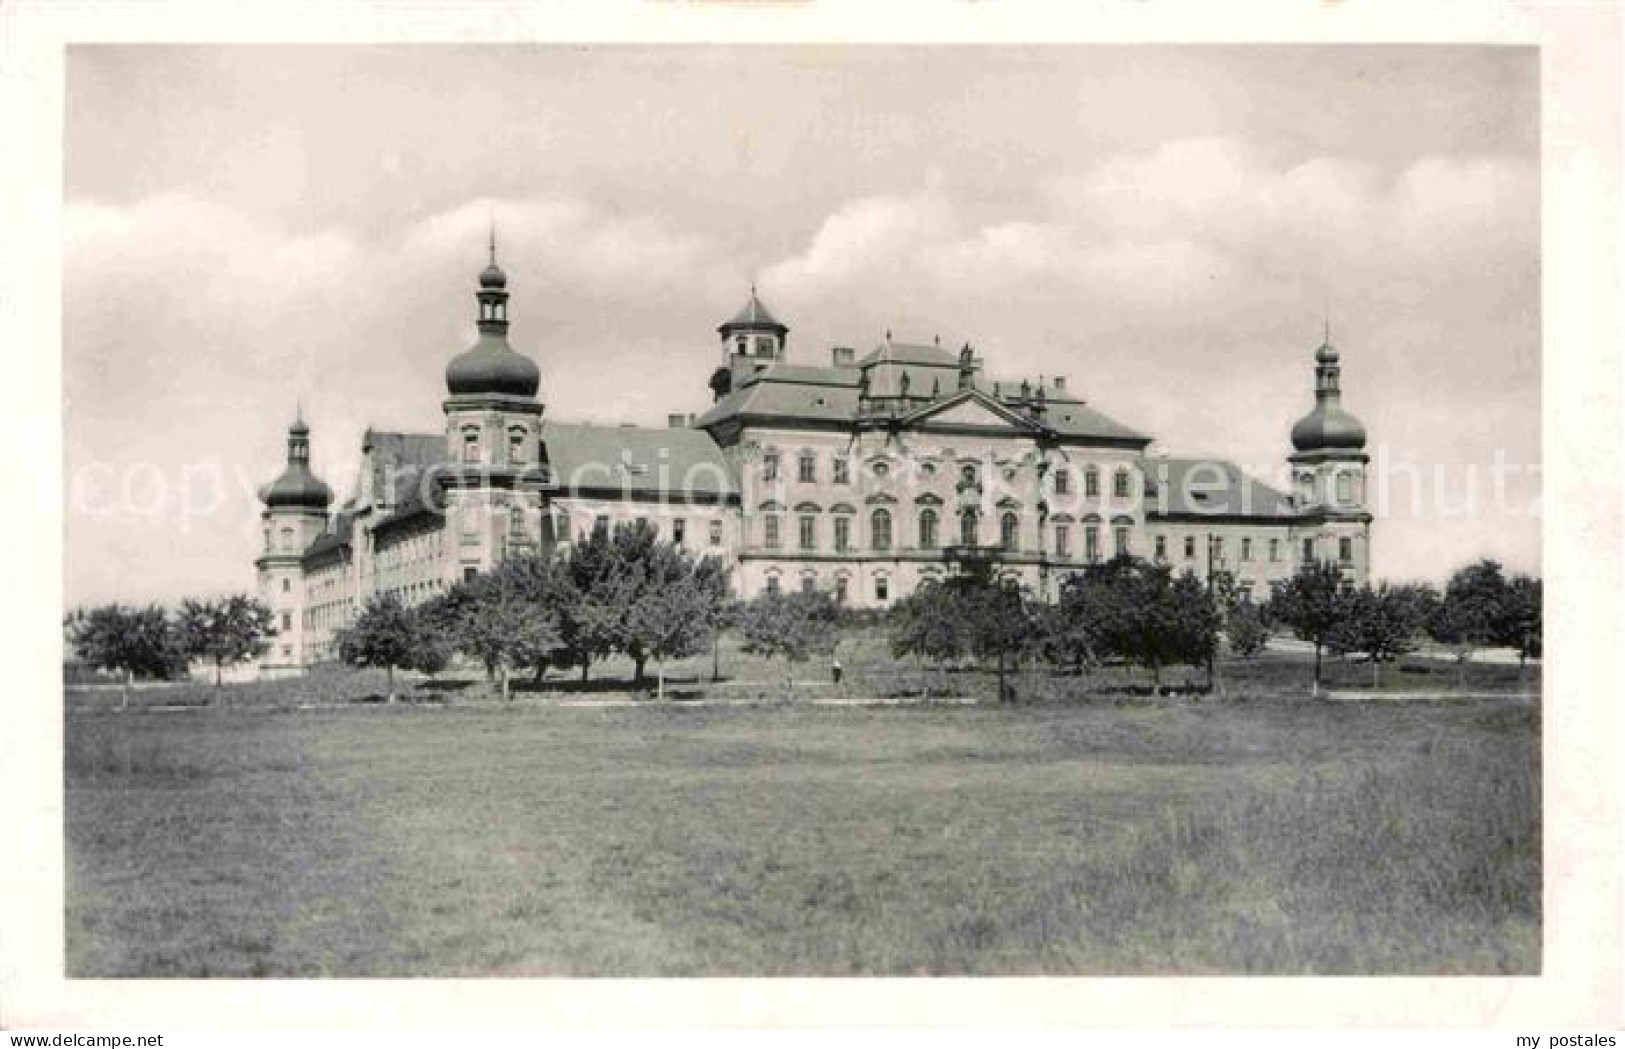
[4,0,1622,1035]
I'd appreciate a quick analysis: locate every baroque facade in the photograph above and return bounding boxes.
[254,244,1371,674]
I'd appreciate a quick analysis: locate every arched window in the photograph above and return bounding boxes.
[1000,511,1019,551]
[871,508,892,552]
[918,508,939,549]
[960,508,979,547]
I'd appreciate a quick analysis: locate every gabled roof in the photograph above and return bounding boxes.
[1142,456,1297,520]
[897,388,1045,433]
[543,421,737,500]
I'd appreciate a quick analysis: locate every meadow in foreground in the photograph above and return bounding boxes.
[65,651,1539,976]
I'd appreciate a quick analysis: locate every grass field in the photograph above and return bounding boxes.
[65,640,1540,977]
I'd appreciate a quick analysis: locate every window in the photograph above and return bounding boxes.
[833,457,850,485]
[263,527,270,551]
[1154,535,1166,561]
[959,464,978,487]
[1270,537,1280,562]
[673,518,687,547]
[281,612,292,631]
[835,577,849,604]
[1055,524,1070,557]
[765,575,780,596]
[875,577,889,602]
[871,508,892,552]
[463,430,480,463]
[1113,525,1129,556]
[798,452,816,484]
[764,514,781,549]
[799,515,817,551]
[280,526,294,551]
[960,508,979,547]
[709,520,723,547]
[801,576,816,595]
[1339,536,1353,563]
[1336,473,1353,503]
[1241,537,1253,561]
[762,452,780,481]
[508,429,526,464]
[834,516,851,552]
[282,578,290,593]
[735,335,747,354]
[1084,467,1100,497]
[1054,468,1070,495]
[919,508,939,549]
[1086,527,1100,562]
[1212,537,1225,564]
[1113,468,1132,499]
[1000,512,1019,552]
[509,506,524,539]
[593,514,609,536]
[1184,536,1196,559]
[1302,537,1315,563]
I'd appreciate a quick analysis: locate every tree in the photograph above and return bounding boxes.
[738,589,839,699]
[1428,559,1508,686]
[336,594,418,702]
[1498,573,1542,673]
[1226,600,1269,659]
[961,576,1034,702]
[1076,556,1215,690]
[175,594,276,687]
[429,567,565,702]
[561,523,646,683]
[1326,582,1436,687]
[66,604,181,708]
[1039,573,1108,679]
[625,548,731,699]
[492,553,583,683]
[890,580,967,690]
[1266,561,1351,696]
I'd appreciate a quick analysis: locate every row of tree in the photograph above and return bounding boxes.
[340,521,731,701]
[65,595,277,706]
[1270,558,1542,690]
[886,555,1542,698]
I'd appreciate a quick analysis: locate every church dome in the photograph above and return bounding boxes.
[446,334,540,398]
[1290,403,1367,452]
[479,261,507,289]
[262,463,334,509]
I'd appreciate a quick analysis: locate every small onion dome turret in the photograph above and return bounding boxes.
[261,417,333,509]
[1290,339,1367,452]
[445,244,540,399]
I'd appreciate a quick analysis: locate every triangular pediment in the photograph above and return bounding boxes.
[901,390,1042,433]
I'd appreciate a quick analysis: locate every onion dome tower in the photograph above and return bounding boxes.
[1287,326,1372,583]
[719,284,789,385]
[255,410,332,675]
[441,226,553,579]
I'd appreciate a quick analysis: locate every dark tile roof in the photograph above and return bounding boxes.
[302,507,357,561]
[362,430,445,468]
[1142,456,1296,520]
[543,422,737,500]
[857,341,961,368]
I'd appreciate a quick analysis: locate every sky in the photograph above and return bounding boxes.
[63,45,1540,606]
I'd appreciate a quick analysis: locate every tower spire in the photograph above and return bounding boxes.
[488,211,497,266]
